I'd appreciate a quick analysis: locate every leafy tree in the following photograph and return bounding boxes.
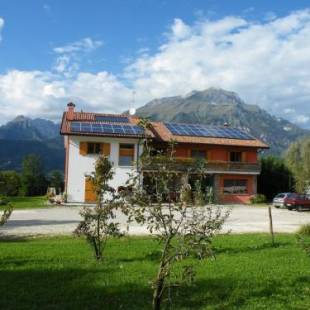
[258,156,294,200]
[75,156,121,260]
[21,154,48,196]
[0,170,21,196]
[285,137,310,193]
[48,170,64,193]
[122,121,229,310]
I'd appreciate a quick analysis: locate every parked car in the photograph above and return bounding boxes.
[284,194,310,211]
[273,193,295,208]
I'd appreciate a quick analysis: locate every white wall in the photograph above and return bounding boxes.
[66,135,142,203]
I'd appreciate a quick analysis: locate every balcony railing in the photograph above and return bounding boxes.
[142,157,261,174]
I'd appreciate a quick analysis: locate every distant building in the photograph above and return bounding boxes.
[60,103,268,204]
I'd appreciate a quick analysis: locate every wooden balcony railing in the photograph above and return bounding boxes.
[142,157,261,174]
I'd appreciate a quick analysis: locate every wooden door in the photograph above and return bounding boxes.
[85,177,97,203]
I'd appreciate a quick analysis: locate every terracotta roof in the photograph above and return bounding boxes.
[149,121,269,149]
[60,108,269,149]
[60,111,151,138]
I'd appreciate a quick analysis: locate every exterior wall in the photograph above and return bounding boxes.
[217,174,256,204]
[66,135,142,203]
[173,144,258,164]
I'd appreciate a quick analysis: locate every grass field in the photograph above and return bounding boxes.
[0,234,309,309]
[8,196,47,209]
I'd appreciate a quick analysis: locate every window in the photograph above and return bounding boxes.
[223,179,247,194]
[230,151,242,162]
[119,144,135,166]
[87,143,101,154]
[191,149,206,159]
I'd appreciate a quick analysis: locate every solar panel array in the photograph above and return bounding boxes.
[165,123,254,140]
[94,115,129,123]
[71,122,144,136]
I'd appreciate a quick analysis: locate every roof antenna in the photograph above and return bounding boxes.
[129,90,136,116]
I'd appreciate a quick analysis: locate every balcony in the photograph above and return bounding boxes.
[142,157,261,174]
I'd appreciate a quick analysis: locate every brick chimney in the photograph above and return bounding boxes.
[66,102,75,121]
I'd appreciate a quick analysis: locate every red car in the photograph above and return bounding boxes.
[284,194,310,211]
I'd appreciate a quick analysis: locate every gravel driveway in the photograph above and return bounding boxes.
[1,205,310,237]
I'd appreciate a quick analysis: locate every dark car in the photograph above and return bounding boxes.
[284,193,310,211]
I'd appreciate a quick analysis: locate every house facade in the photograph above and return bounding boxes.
[60,103,268,204]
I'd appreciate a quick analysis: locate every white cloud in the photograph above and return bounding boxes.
[53,37,103,54]
[1,11,310,128]
[295,115,310,124]
[0,17,4,42]
[0,70,131,122]
[52,38,103,76]
[126,10,310,128]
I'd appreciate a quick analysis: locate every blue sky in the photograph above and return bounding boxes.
[0,0,310,127]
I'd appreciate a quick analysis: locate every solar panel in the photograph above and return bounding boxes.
[70,122,144,136]
[94,115,129,123]
[165,123,254,140]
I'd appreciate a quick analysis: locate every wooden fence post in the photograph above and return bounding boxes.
[268,206,275,246]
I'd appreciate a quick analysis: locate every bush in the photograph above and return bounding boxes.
[250,194,267,204]
[0,196,9,206]
[297,223,310,236]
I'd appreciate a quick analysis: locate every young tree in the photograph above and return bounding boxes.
[0,197,13,226]
[75,156,122,260]
[122,122,229,310]
[21,154,48,196]
[285,137,310,193]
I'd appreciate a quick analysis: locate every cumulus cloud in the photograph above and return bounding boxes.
[52,37,103,76]
[126,10,310,128]
[1,11,310,128]
[0,70,131,122]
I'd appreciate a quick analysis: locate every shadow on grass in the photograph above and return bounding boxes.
[214,241,290,255]
[0,236,29,242]
[0,265,306,310]
[119,250,162,263]
[0,269,151,310]
[170,277,288,310]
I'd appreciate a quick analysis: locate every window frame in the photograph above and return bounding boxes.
[191,149,207,160]
[87,142,101,155]
[223,179,248,194]
[119,143,135,167]
[229,151,242,162]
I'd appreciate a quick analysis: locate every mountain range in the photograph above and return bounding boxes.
[1,88,309,172]
[0,116,63,172]
[135,88,309,154]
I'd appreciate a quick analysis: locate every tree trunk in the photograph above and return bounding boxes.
[152,237,171,310]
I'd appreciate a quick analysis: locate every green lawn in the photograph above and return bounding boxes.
[0,234,309,310]
[8,196,47,209]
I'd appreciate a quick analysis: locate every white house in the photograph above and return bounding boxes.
[61,103,144,203]
[61,102,269,204]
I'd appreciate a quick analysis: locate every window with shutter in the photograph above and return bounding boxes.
[119,144,135,166]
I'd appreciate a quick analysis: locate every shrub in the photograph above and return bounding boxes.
[297,223,310,236]
[0,196,9,206]
[250,194,267,204]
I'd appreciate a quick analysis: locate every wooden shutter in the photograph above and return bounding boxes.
[119,148,134,156]
[79,142,88,155]
[101,143,111,156]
